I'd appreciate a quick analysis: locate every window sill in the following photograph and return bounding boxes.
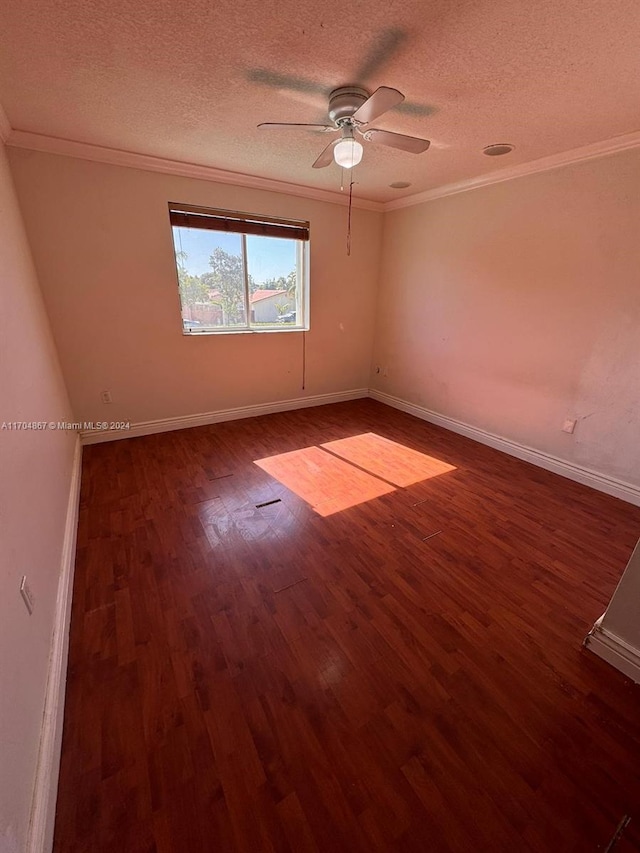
[182,326,309,336]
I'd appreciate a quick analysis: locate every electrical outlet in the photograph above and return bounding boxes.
[101,391,113,404]
[20,576,35,614]
[562,418,577,434]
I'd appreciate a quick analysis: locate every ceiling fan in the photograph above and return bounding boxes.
[258,86,430,169]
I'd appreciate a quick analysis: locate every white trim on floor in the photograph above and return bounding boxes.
[584,618,640,684]
[369,389,640,507]
[27,437,83,853]
[80,389,369,444]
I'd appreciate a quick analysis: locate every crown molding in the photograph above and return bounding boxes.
[0,103,11,142]
[385,128,640,211]
[5,130,384,212]
[7,125,640,213]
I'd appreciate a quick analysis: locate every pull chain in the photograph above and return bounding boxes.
[347,174,354,256]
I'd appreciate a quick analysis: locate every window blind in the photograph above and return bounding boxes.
[169,203,309,242]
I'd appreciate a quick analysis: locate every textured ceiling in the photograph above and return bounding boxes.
[1,0,639,202]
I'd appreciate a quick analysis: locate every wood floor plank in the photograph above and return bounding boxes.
[54,399,640,851]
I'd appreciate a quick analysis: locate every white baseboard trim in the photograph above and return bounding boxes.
[81,389,369,444]
[27,437,82,853]
[369,389,640,507]
[78,386,640,505]
[584,618,640,684]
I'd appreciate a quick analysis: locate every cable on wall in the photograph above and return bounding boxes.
[302,331,306,390]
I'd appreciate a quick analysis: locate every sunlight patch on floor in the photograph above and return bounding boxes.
[321,432,456,487]
[254,433,456,516]
[254,445,394,516]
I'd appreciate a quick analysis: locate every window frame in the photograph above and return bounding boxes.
[169,202,310,336]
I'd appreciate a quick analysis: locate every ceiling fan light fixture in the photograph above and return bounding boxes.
[334,137,363,169]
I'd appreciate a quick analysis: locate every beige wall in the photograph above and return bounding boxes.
[8,149,382,425]
[0,142,76,852]
[372,148,640,487]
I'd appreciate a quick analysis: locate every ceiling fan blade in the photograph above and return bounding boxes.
[312,139,339,169]
[362,128,430,153]
[352,86,405,124]
[258,122,336,132]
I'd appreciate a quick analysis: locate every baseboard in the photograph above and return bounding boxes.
[584,618,640,684]
[80,388,369,444]
[81,386,640,507]
[27,437,82,853]
[369,389,640,507]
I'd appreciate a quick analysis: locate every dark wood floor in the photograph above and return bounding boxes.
[54,399,640,852]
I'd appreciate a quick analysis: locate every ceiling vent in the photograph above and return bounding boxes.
[483,143,514,156]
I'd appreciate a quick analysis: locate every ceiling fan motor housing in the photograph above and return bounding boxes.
[328,87,369,125]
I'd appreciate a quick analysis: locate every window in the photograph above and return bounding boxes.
[169,203,310,334]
